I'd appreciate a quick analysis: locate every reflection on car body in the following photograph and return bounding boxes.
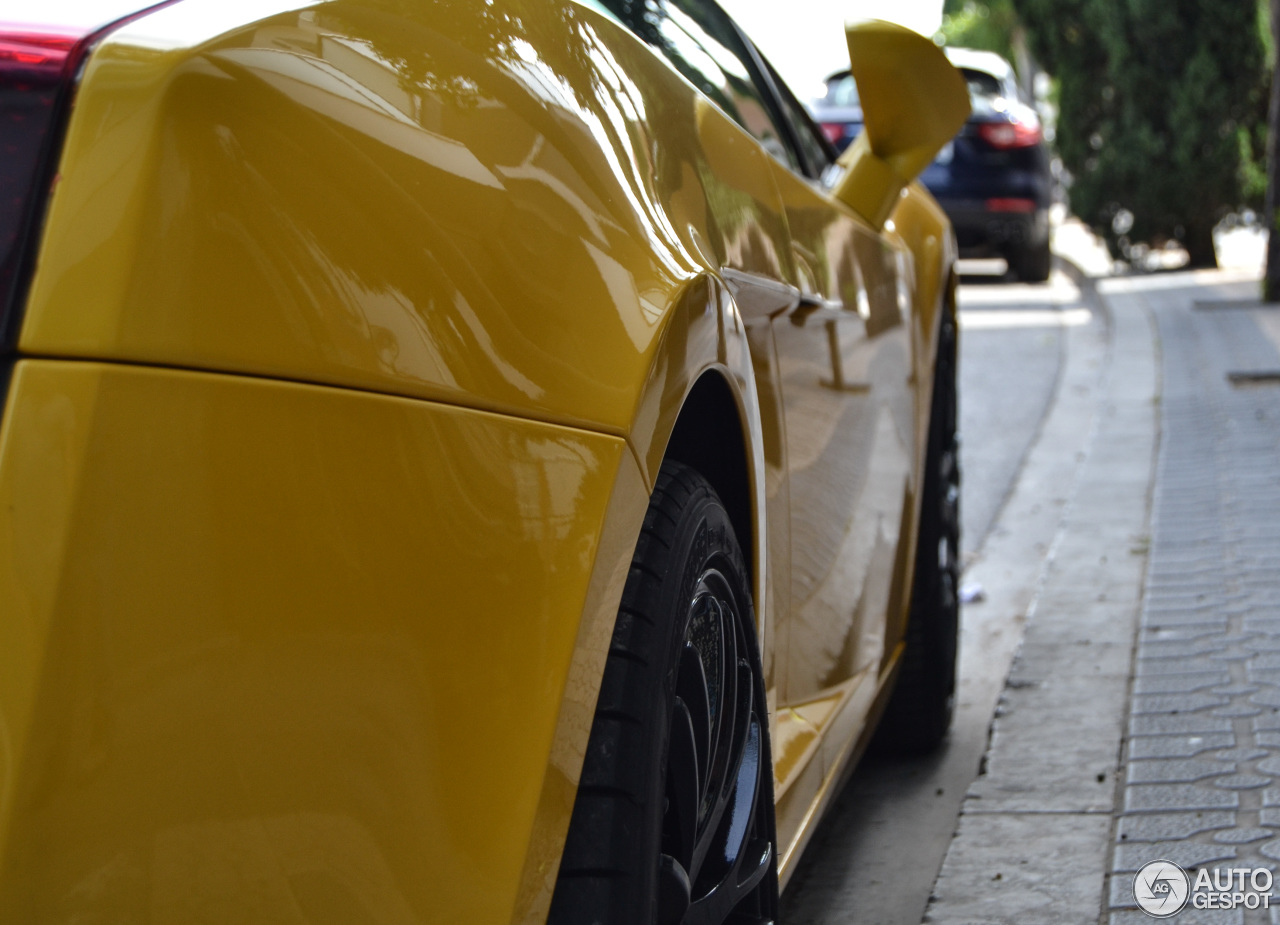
[0,1,967,921]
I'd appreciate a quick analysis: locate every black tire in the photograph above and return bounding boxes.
[874,311,960,755]
[549,461,778,925]
[1009,239,1051,283]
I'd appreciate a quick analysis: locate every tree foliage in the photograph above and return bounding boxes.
[1013,0,1268,266]
[938,0,1020,71]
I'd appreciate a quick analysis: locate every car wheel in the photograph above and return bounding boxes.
[874,310,960,755]
[1009,239,1051,283]
[549,461,778,925]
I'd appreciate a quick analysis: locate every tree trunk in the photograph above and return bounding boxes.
[1012,25,1035,103]
[1265,0,1280,300]
[1184,222,1219,269]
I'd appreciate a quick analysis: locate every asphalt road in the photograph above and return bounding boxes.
[778,262,1082,925]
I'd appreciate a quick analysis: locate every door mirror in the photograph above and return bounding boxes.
[831,21,970,230]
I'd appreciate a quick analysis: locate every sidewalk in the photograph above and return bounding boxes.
[924,226,1280,924]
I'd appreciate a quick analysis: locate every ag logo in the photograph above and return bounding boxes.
[1134,859,1190,917]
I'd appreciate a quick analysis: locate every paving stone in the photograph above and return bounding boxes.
[1145,593,1216,606]
[1215,747,1270,762]
[1130,714,1235,736]
[1113,841,1238,873]
[1254,711,1280,731]
[1214,773,1273,790]
[1213,704,1265,718]
[1110,909,1242,925]
[1125,784,1240,812]
[1127,759,1237,784]
[1132,692,1232,715]
[927,812,1111,925]
[1210,648,1262,662]
[1153,611,1235,628]
[1144,570,1221,582]
[1211,683,1263,697]
[1138,640,1230,659]
[1144,589,1223,603]
[1135,672,1231,695]
[1117,811,1236,842]
[1129,733,1235,759]
[1146,603,1231,620]
[1140,657,1241,677]
[1213,827,1274,844]
[1254,689,1280,708]
[1146,562,1220,575]
[1107,874,1140,911]
[1201,637,1262,652]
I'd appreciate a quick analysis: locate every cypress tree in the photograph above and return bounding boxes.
[1264,0,1280,299]
[1014,0,1267,267]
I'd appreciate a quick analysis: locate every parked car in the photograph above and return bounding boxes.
[814,47,1053,282]
[0,3,967,922]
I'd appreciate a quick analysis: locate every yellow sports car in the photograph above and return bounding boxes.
[0,1,968,921]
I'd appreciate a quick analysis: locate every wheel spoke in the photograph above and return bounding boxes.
[682,715,770,922]
[666,565,775,924]
[687,594,726,803]
[691,596,740,880]
[705,596,733,807]
[677,641,712,803]
[692,665,757,902]
[701,675,761,890]
[666,696,701,871]
[658,853,692,925]
[720,675,761,874]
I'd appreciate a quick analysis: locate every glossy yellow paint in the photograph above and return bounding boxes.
[24,0,782,803]
[22,0,788,442]
[4,0,972,917]
[0,359,632,923]
[888,183,959,503]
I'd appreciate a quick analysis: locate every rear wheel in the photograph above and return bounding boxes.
[1009,238,1051,283]
[874,310,960,755]
[549,461,778,925]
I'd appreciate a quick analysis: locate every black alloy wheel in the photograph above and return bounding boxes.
[550,461,778,925]
[1009,238,1052,283]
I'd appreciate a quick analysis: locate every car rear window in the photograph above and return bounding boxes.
[960,68,1002,100]
[820,73,859,108]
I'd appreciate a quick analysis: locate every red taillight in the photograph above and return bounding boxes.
[0,5,180,349]
[0,23,95,344]
[977,120,1042,150]
[986,198,1037,213]
[0,29,80,71]
[819,122,846,145]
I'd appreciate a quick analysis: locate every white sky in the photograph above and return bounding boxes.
[720,0,945,102]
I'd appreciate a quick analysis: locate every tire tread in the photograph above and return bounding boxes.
[549,461,769,924]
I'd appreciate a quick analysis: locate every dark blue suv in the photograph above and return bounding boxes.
[813,48,1053,282]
